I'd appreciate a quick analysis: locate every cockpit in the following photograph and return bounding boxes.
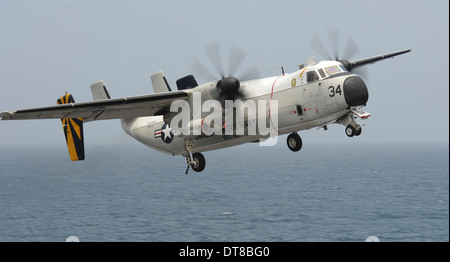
[306,63,347,83]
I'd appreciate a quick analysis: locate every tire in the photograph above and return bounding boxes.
[345,125,356,137]
[355,124,362,136]
[191,153,206,172]
[287,133,302,152]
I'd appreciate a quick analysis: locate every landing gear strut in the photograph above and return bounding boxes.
[184,138,206,174]
[184,152,206,174]
[287,133,302,152]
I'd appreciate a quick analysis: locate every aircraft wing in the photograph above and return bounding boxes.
[0,91,188,121]
[340,49,411,71]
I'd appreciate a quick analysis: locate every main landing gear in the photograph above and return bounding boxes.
[191,153,206,172]
[184,138,206,174]
[184,152,206,174]
[287,132,303,152]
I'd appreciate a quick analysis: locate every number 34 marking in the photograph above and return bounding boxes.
[328,85,342,97]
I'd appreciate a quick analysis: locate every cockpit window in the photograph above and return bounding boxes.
[325,65,343,76]
[307,71,319,82]
[317,68,327,78]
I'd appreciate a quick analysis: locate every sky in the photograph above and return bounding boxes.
[0,0,448,151]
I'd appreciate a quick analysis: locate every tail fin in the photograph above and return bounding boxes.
[90,80,111,100]
[151,71,172,93]
[57,93,85,161]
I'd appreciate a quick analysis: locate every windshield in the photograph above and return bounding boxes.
[324,65,344,76]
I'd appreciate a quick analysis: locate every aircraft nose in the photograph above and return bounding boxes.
[343,76,369,107]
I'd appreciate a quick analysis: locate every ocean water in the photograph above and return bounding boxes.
[0,141,448,242]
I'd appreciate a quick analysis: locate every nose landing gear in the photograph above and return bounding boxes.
[339,108,367,138]
[345,124,362,137]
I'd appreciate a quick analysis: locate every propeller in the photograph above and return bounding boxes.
[310,28,369,80]
[191,43,260,101]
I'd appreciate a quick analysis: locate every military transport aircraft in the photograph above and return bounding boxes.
[0,41,410,173]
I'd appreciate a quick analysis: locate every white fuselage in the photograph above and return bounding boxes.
[121,61,355,155]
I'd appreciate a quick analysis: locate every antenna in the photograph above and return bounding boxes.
[281,67,285,75]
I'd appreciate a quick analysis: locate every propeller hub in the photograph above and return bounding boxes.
[217,77,240,97]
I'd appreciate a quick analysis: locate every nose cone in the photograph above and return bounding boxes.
[344,76,369,107]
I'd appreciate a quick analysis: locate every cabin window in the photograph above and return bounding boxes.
[307,71,319,82]
[317,68,327,78]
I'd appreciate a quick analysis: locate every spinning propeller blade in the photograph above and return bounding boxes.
[191,43,261,101]
[205,42,225,79]
[311,28,362,63]
[191,43,260,81]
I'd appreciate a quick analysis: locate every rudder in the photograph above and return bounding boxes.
[57,93,85,161]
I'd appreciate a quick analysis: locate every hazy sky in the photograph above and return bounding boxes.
[0,0,448,149]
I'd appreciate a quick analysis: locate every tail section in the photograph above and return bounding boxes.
[57,93,85,161]
[90,80,111,100]
[151,71,172,93]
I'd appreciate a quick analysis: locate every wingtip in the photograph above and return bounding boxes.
[0,110,17,120]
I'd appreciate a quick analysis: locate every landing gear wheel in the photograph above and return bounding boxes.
[287,133,302,152]
[345,125,356,137]
[355,124,362,136]
[191,153,206,172]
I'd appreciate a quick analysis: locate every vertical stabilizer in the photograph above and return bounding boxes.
[151,71,172,93]
[90,80,111,100]
[57,93,85,161]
